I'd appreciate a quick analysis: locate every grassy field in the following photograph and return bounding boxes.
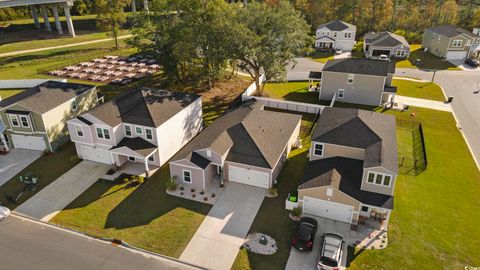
[309,51,334,63]
[263,82,319,104]
[50,162,211,258]
[0,89,23,99]
[395,44,461,70]
[393,78,445,101]
[0,142,79,210]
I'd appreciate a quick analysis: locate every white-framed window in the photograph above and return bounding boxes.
[344,32,352,39]
[206,149,212,157]
[145,128,153,140]
[125,125,132,137]
[361,206,369,212]
[366,172,392,187]
[135,126,143,135]
[182,170,192,183]
[338,89,345,99]
[75,125,83,137]
[72,100,78,111]
[96,127,110,139]
[128,156,135,161]
[9,115,19,127]
[313,142,324,157]
[148,155,155,162]
[452,39,463,47]
[19,115,29,128]
[347,74,354,84]
[396,50,406,57]
[466,39,471,46]
[333,31,337,38]
[326,187,333,197]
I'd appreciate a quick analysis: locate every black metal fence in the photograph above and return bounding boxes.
[397,119,428,176]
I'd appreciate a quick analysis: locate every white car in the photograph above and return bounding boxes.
[317,233,344,270]
[379,54,389,60]
[0,206,11,221]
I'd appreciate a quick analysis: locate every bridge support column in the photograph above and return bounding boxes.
[63,2,76,37]
[30,6,40,29]
[52,6,63,34]
[131,0,136,13]
[144,0,149,13]
[40,5,51,32]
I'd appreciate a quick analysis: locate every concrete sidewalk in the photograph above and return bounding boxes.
[0,149,42,187]
[15,161,109,221]
[395,95,452,112]
[180,183,266,270]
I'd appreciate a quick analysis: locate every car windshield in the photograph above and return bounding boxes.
[297,224,313,241]
[319,256,338,267]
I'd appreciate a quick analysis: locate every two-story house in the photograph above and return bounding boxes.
[318,58,397,106]
[67,88,203,177]
[315,20,356,52]
[0,81,98,152]
[422,24,480,60]
[296,107,398,225]
[169,100,301,190]
[363,31,410,58]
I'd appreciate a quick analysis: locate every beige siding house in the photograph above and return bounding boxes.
[319,58,396,106]
[363,31,410,58]
[0,81,98,152]
[421,24,480,60]
[169,100,301,190]
[315,20,356,52]
[296,107,398,225]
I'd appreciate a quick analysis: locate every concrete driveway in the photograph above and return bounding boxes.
[179,183,266,270]
[15,161,109,221]
[0,149,42,187]
[286,216,350,270]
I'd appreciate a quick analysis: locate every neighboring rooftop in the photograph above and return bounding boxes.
[308,71,322,80]
[111,137,157,157]
[87,88,200,128]
[0,80,94,114]
[299,157,394,209]
[364,31,409,47]
[427,24,477,38]
[312,107,398,174]
[322,58,395,76]
[172,100,302,169]
[317,20,356,31]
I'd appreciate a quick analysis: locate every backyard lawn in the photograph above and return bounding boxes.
[263,82,319,104]
[0,89,23,99]
[393,78,445,101]
[0,142,79,210]
[50,163,211,258]
[309,51,334,63]
[233,106,480,270]
[395,44,461,70]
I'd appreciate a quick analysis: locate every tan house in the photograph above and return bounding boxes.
[169,100,301,190]
[0,81,98,152]
[296,107,397,225]
[422,24,480,60]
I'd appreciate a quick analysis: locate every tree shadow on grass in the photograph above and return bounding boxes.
[282,91,320,104]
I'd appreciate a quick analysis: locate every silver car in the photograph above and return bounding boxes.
[0,206,11,221]
[317,233,344,270]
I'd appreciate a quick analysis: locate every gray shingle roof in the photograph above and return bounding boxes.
[111,137,157,157]
[308,71,322,80]
[427,24,477,38]
[190,152,211,169]
[312,107,398,174]
[317,20,356,31]
[364,31,409,47]
[299,157,394,209]
[171,100,301,169]
[0,81,95,114]
[322,58,395,77]
[88,88,200,128]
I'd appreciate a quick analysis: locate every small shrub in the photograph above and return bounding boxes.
[43,149,52,156]
[180,186,184,191]
[268,187,278,196]
[211,193,216,198]
[203,197,208,201]
[192,194,196,198]
[180,192,184,195]
[200,190,205,195]
[191,188,196,193]
[166,177,177,191]
[70,155,80,163]
[291,206,302,217]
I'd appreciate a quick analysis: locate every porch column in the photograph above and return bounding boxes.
[63,2,76,37]
[52,6,63,34]
[31,6,40,29]
[40,5,51,32]
[0,133,9,152]
[144,156,149,172]
[143,0,149,13]
[131,0,136,13]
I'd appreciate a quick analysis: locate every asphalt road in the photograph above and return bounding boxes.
[0,215,202,270]
[286,59,480,168]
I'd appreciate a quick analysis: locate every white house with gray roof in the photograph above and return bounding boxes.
[66,88,202,177]
[169,100,301,190]
[318,58,397,106]
[363,31,410,58]
[315,20,356,52]
[422,24,480,60]
[296,107,398,225]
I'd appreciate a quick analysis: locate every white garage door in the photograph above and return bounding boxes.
[303,196,354,223]
[228,166,270,188]
[446,51,467,60]
[81,146,112,164]
[11,134,47,151]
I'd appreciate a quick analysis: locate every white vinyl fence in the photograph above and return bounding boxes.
[241,74,327,114]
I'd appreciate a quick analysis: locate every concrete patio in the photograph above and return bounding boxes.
[0,149,42,187]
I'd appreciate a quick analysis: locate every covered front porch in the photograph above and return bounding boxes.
[316,36,335,51]
[0,123,10,152]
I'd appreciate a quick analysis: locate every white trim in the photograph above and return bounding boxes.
[169,159,202,169]
[75,125,84,137]
[71,99,78,111]
[366,171,393,187]
[9,115,19,127]
[337,89,345,99]
[145,128,153,141]
[182,169,192,183]
[312,142,325,157]
[128,156,136,162]
[302,196,355,224]
[452,39,463,47]
[347,74,354,84]
[124,124,133,137]
[19,115,30,128]
[135,126,143,135]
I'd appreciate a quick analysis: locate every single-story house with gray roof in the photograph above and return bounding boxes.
[363,31,410,58]
[169,100,301,190]
[296,107,397,225]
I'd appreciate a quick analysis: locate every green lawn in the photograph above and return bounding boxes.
[393,78,445,101]
[263,82,319,104]
[395,44,461,70]
[309,51,334,63]
[0,89,23,99]
[50,163,211,258]
[233,112,316,270]
[0,142,79,209]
